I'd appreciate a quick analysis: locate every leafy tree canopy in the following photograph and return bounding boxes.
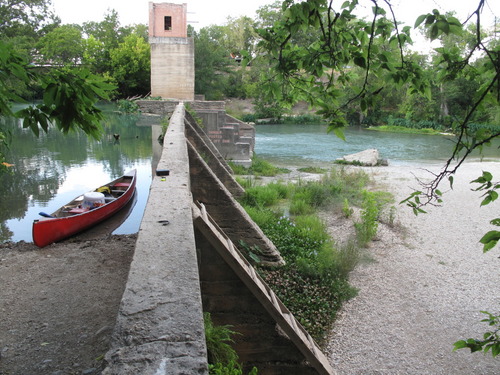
[0,40,115,172]
[251,0,499,356]
[36,24,84,65]
[0,0,59,38]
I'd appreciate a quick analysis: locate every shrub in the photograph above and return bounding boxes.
[239,165,390,343]
[241,186,280,207]
[297,166,328,173]
[289,198,314,215]
[209,361,258,375]
[117,99,140,113]
[354,191,379,246]
[240,114,257,123]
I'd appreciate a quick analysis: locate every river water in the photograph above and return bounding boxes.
[1,117,498,243]
[254,124,499,166]
[0,108,163,243]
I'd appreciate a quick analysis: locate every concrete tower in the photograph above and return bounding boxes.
[149,2,195,100]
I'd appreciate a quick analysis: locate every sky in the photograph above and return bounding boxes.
[52,0,499,30]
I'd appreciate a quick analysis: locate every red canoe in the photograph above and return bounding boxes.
[33,170,137,248]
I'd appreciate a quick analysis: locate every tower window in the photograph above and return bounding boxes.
[164,16,172,31]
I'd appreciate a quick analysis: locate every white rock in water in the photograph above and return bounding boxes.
[342,149,380,166]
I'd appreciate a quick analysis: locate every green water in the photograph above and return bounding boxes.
[0,109,162,243]
[1,118,498,243]
[255,124,499,167]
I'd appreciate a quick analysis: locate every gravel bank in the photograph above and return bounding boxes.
[327,161,500,374]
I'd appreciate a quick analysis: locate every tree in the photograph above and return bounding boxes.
[81,9,124,74]
[36,24,84,65]
[193,25,234,100]
[109,33,150,97]
[0,41,115,173]
[0,0,59,39]
[222,16,259,60]
[256,0,499,357]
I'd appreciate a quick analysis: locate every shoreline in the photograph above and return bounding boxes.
[327,160,500,374]
[1,160,498,374]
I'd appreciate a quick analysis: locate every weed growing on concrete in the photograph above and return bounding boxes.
[235,176,255,189]
[204,313,258,375]
[204,312,239,365]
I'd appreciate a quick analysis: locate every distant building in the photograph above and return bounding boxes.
[149,2,194,100]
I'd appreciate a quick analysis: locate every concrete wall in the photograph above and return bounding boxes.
[103,104,208,374]
[150,38,195,100]
[137,100,254,166]
[104,104,334,375]
[196,235,318,375]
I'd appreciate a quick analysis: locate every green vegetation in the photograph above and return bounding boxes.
[255,114,326,125]
[453,311,500,358]
[297,166,328,174]
[204,312,258,375]
[229,155,290,177]
[368,125,443,135]
[117,99,141,114]
[452,171,500,357]
[354,191,380,247]
[239,167,392,343]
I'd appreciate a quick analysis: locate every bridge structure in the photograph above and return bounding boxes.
[101,104,336,374]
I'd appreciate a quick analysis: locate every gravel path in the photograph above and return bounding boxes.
[327,161,500,374]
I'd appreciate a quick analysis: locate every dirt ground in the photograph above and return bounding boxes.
[0,234,137,375]
[1,161,498,375]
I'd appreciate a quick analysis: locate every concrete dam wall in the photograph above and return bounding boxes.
[102,104,335,375]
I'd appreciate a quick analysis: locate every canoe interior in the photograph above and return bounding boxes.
[49,174,134,219]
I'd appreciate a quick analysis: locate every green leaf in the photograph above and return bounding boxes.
[482,171,493,182]
[490,218,500,227]
[479,230,500,252]
[430,24,439,40]
[425,15,436,25]
[360,98,367,112]
[414,14,427,28]
[472,171,493,184]
[436,19,450,34]
[453,340,468,351]
[448,176,454,189]
[492,343,500,357]
[353,56,366,69]
[333,127,346,141]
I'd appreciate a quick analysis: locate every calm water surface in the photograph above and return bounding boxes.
[1,119,498,243]
[255,124,499,166]
[0,108,163,243]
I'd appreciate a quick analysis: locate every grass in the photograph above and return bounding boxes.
[238,166,392,344]
[368,125,442,135]
[297,166,328,174]
[229,154,290,177]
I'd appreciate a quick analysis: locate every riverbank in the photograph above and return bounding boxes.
[0,234,137,375]
[327,160,500,374]
[0,161,498,374]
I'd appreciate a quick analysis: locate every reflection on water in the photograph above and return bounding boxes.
[0,109,161,243]
[255,124,499,166]
[2,118,497,243]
